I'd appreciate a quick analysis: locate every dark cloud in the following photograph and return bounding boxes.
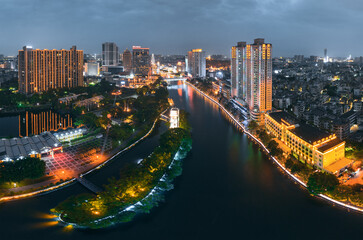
[0,0,362,57]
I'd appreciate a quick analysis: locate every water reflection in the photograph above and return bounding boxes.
[19,110,73,137]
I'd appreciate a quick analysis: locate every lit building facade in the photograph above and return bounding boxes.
[231,42,246,98]
[231,39,272,124]
[53,127,87,143]
[170,108,180,129]
[102,42,119,66]
[84,62,99,76]
[132,46,150,76]
[265,111,350,174]
[122,48,132,73]
[187,49,206,78]
[18,46,84,94]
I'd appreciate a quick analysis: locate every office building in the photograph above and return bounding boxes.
[187,49,206,78]
[122,48,132,73]
[132,46,150,76]
[18,46,84,94]
[102,42,119,66]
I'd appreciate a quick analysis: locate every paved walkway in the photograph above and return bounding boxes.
[3,123,150,195]
[3,137,112,194]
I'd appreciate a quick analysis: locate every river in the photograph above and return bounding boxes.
[0,81,362,240]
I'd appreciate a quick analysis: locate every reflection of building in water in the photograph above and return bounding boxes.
[19,111,73,137]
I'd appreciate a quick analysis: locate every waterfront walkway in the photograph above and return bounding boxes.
[186,81,363,214]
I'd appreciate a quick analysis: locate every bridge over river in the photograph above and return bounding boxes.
[76,176,103,194]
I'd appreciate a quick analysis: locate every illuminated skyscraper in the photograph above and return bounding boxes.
[102,42,119,66]
[18,46,84,94]
[247,39,272,124]
[132,46,150,76]
[122,48,132,73]
[187,49,206,78]
[231,39,272,124]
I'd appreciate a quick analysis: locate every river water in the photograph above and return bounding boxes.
[0,81,362,240]
[0,110,73,138]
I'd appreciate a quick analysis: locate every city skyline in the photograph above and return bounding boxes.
[1,0,363,57]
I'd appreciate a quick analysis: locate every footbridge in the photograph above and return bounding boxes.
[76,176,103,194]
[163,77,187,82]
[160,114,170,122]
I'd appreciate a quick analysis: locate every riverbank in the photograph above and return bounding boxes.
[186,80,363,214]
[0,109,167,203]
[52,122,192,229]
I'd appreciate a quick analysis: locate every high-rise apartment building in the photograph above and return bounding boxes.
[231,39,272,124]
[102,42,119,66]
[231,42,246,98]
[187,49,206,78]
[122,48,132,73]
[132,46,150,76]
[18,46,83,94]
[324,48,328,63]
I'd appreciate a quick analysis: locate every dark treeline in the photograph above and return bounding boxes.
[0,157,45,183]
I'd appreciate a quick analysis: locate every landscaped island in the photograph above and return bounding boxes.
[52,110,192,229]
[0,78,171,199]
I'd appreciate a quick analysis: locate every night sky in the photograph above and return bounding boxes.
[1,0,362,57]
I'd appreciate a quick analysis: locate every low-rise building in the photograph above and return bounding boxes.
[0,132,62,162]
[52,127,87,142]
[265,111,351,174]
[333,119,350,140]
[75,95,104,109]
[170,108,180,129]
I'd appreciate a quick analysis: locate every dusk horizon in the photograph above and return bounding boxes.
[1,0,363,57]
[0,1,362,239]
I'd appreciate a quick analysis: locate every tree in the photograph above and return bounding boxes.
[0,157,45,183]
[268,140,278,150]
[179,110,191,131]
[307,172,339,194]
[258,130,271,144]
[285,158,294,169]
[267,140,283,158]
[248,120,259,131]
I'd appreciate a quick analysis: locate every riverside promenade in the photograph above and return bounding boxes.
[185,81,363,214]
[0,108,168,202]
